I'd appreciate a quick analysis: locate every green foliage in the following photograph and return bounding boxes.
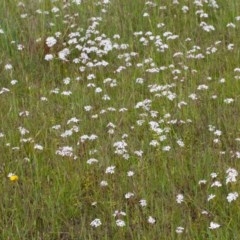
[1,0,240,239]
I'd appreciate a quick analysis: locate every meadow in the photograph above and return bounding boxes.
[1,0,240,239]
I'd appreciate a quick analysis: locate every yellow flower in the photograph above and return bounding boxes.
[8,173,19,182]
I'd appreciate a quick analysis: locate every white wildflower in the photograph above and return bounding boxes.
[176,139,184,147]
[105,166,115,174]
[207,194,216,201]
[211,181,222,188]
[139,199,147,207]
[162,146,171,151]
[116,219,126,227]
[226,168,238,184]
[148,216,156,224]
[201,210,209,215]
[125,192,134,199]
[224,98,234,104]
[227,23,236,28]
[34,144,43,150]
[5,64,13,70]
[182,6,189,13]
[227,192,238,203]
[55,146,73,157]
[214,130,222,136]
[113,210,126,218]
[127,171,134,177]
[176,226,184,234]
[209,221,220,229]
[11,79,18,85]
[46,36,57,48]
[210,172,218,178]
[100,180,108,187]
[58,48,70,61]
[18,127,29,135]
[227,43,234,50]
[87,158,98,165]
[176,194,184,204]
[90,218,101,228]
[45,54,54,61]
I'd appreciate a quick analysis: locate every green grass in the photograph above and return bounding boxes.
[1,0,240,239]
